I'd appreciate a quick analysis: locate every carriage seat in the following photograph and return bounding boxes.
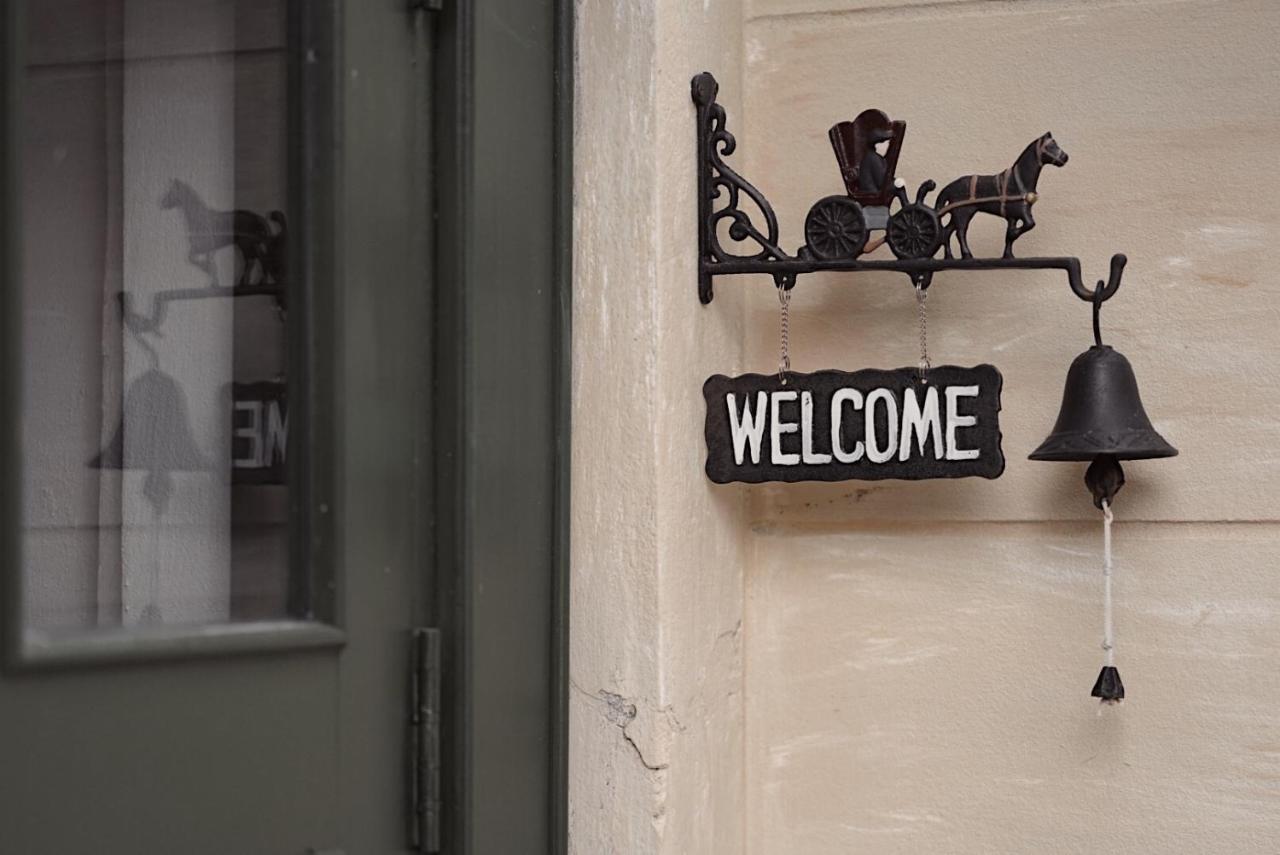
[828,109,906,210]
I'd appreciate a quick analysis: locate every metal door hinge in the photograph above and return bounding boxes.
[410,628,442,853]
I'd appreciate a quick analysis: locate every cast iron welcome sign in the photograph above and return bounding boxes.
[703,365,1003,484]
[689,72,1185,701]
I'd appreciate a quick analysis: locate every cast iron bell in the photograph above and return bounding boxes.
[1030,345,1177,463]
[1032,343,1176,704]
[1030,345,1176,507]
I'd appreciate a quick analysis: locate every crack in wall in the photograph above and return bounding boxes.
[599,689,671,773]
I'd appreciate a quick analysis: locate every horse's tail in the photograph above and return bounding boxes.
[914,179,936,205]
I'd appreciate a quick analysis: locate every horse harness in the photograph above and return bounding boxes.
[937,136,1051,218]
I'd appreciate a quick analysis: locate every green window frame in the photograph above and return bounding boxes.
[0,0,343,670]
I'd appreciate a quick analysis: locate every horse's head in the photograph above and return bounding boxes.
[1038,132,1068,167]
[159,179,189,209]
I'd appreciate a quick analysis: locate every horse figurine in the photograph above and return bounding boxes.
[934,132,1068,260]
[160,179,286,287]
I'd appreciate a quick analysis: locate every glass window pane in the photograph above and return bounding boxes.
[21,0,308,639]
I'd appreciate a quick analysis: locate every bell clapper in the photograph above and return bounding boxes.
[1085,454,1125,509]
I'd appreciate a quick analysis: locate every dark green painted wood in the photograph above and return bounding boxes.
[0,1,434,852]
[17,621,345,670]
[550,0,573,849]
[333,0,436,849]
[432,0,570,851]
[288,0,339,626]
[1,0,24,671]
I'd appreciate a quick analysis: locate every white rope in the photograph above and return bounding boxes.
[1102,499,1114,667]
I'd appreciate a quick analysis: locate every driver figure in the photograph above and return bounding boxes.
[858,127,894,194]
[859,126,909,206]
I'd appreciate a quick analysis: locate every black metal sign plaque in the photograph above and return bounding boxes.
[703,365,1004,484]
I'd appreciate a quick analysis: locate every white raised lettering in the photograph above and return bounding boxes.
[800,392,832,465]
[899,385,943,461]
[771,390,800,465]
[945,385,981,460]
[727,392,768,465]
[864,388,898,464]
[830,388,864,463]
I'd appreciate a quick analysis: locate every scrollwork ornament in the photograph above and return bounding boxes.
[694,72,788,302]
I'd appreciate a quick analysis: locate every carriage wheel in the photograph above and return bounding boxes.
[887,204,942,259]
[804,196,867,261]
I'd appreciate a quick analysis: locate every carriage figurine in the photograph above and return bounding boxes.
[691,71,1124,306]
[801,109,1069,262]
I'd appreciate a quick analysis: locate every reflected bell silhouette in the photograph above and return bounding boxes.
[91,368,209,511]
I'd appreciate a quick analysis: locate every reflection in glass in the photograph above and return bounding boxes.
[21,0,298,637]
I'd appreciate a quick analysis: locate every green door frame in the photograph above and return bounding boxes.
[432,1,571,851]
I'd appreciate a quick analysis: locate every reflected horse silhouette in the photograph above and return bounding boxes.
[160,179,286,287]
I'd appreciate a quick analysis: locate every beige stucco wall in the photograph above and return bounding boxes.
[573,0,1280,852]
[742,1,1280,852]
[571,2,749,852]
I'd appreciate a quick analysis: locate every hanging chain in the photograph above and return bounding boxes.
[777,283,791,384]
[915,283,931,382]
